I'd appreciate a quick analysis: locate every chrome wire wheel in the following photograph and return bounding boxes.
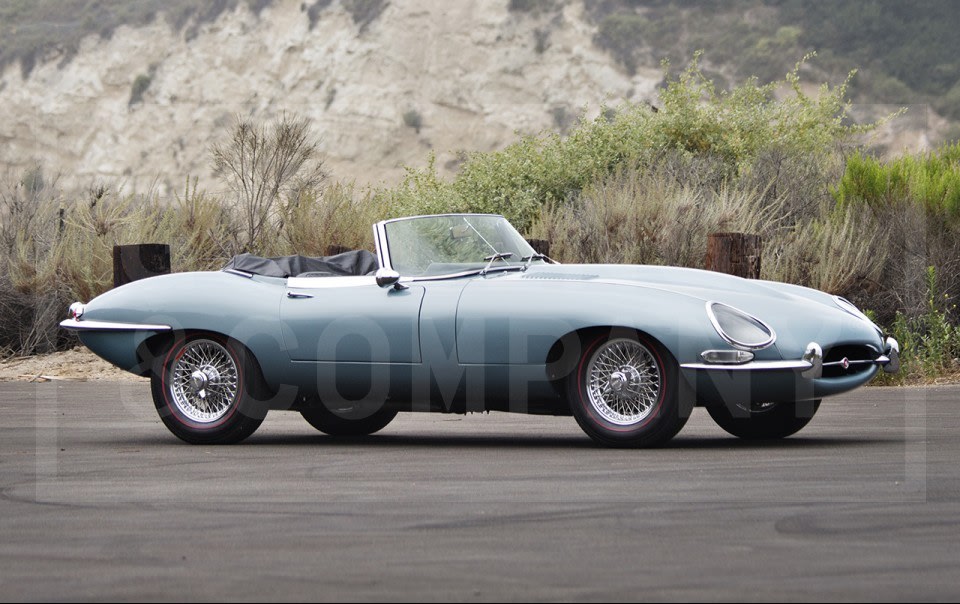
[585,338,662,426]
[168,339,240,424]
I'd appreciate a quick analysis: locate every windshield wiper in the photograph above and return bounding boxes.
[480,252,513,275]
[521,253,554,270]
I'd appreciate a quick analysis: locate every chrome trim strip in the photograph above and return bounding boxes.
[59,319,172,332]
[375,213,503,227]
[681,359,813,371]
[374,222,392,271]
[705,301,777,351]
[287,276,377,289]
[821,358,877,367]
[223,268,254,278]
[410,266,523,282]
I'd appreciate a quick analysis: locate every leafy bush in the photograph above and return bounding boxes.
[128,72,153,106]
[870,267,960,385]
[402,109,423,134]
[834,144,960,220]
[381,54,877,233]
[833,144,960,323]
[508,0,559,14]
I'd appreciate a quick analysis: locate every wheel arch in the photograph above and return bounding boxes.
[545,325,678,388]
[137,330,272,398]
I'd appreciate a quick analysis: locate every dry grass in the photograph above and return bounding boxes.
[531,164,887,298]
[533,168,779,266]
[0,170,378,356]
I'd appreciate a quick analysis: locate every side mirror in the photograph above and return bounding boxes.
[375,268,404,289]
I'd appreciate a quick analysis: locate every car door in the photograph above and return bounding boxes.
[280,276,425,363]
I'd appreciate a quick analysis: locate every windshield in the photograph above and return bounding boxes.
[382,215,538,277]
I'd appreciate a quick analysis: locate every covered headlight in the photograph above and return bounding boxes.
[706,302,776,350]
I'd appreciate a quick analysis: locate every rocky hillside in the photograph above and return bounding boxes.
[0,0,665,193]
[0,0,942,194]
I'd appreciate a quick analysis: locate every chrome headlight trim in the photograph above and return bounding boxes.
[834,296,882,334]
[705,301,777,351]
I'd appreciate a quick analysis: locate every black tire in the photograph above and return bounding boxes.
[567,331,688,448]
[150,334,268,444]
[300,400,398,436]
[706,399,821,440]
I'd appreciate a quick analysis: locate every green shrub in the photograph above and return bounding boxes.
[402,109,423,134]
[128,73,152,106]
[384,54,879,233]
[870,267,960,385]
[508,0,559,14]
[835,144,960,220]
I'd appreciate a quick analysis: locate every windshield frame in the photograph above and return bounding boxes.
[373,214,536,280]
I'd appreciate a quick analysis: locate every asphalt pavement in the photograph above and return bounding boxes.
[1,381,958,601]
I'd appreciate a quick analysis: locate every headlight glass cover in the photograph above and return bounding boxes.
[707,302,776,350]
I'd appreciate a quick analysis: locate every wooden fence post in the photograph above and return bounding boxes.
[324,245,350,257]
[704,233,761,279]
[113,244,171,288]
[527,239,551,257]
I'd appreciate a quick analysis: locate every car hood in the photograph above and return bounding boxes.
[512,263,884,356]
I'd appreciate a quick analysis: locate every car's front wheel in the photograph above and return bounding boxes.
[706,400,821,440]
[151,334,268,444]
[567,331,688,448]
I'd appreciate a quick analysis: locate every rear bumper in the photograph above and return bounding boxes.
[59,318,172,332]
[60,314,171,375]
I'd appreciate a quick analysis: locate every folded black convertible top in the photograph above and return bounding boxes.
[223,250,379,278]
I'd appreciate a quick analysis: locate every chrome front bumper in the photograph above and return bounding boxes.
[681,337,901,378]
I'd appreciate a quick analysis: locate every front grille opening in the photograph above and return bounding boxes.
[823,345,877,378]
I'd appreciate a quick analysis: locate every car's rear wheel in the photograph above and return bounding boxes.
[300,400,398,436]
[706,400,821,440]
[151,334,268,444]
[567,331,687,448]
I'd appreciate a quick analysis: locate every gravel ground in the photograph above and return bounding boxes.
[0,348,146,383]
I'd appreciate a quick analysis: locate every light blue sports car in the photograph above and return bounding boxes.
[61,214,899,447]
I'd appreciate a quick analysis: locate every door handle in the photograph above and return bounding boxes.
[287,292,314,299]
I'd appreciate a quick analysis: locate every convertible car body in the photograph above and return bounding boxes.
[61,214,899,446]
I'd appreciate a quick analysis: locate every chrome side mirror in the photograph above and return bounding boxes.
[375,268,405,290]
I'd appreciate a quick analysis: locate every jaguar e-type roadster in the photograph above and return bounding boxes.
[61,213,899,447]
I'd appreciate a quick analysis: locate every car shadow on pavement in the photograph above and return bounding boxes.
[231,432,895,450]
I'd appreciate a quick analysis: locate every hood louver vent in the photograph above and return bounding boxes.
[522,272,598,281]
